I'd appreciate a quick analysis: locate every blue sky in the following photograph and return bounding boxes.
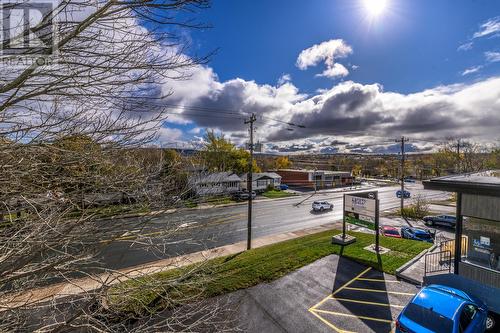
[158,0,500,153]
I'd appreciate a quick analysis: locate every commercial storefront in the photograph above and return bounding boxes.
[423,171,500,316]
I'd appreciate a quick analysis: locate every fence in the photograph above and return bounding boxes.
[424,250,452,276]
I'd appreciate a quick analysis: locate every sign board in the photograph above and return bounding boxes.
[344,191,378,230]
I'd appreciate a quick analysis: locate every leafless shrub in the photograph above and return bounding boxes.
[0,1,237,331]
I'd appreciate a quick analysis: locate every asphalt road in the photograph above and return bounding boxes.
[98,183,451,270]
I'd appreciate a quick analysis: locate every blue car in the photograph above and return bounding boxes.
[396,284,489,333]
[401,226,434,243]
[279,184,289,190]
[396,190,411,198]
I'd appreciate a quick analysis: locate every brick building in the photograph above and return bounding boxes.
[276,169,353,189]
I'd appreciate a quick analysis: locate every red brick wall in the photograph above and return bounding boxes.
[276,170,313,188]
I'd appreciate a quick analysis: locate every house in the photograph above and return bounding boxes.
[240,172,282,192]
[191,172,242,196]
[276,169,353,189]
[422,170,500,317]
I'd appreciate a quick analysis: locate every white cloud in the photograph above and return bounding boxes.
[189,127,202,134]
[461,66,482,76]
[473,16,500,39]
[457,42,473,51]
[485,51,500,62]
[296,39,353,79]
[316,63,349,78]
[278,73,292,85]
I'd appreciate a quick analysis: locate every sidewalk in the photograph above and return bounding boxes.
[396,245,444,285]
[2,222,341,309]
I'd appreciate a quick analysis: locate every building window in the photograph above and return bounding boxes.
[462,216,500,272]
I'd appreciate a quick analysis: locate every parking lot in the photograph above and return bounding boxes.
[225,255,421,333]
[309,266,418,332]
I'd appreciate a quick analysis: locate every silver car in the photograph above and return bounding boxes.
[312,201,333,212]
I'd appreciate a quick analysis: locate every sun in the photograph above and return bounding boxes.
[363,0,388,17]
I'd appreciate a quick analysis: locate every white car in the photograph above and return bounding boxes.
[312,201,333,212]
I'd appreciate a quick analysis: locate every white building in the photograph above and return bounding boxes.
[240,172,282,192]
[191,172,242,196]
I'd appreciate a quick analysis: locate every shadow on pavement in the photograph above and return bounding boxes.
[328,253,393,332]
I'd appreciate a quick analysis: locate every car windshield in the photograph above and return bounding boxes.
[403,303,454,332]
[313,201,320,205]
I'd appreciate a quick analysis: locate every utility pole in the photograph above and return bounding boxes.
[396,136,409,216]
[245,113,256,250]
[456,139,461,174]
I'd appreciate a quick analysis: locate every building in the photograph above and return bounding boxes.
[276,169,353,189]
[240,172,282,192]
[191,172,242,196]
[422,170,499,316]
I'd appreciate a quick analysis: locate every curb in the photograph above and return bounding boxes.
[395,244,437,285]
[3,222,342,308]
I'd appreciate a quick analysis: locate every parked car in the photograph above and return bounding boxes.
[401,226,434,243]
[396,190,411,198]
[423,214,456,228]
[396,284,490,333]
[379,225,401,238]
[233,190,256,201]
[312,201,333,212]
[279,184,289,190]
[404,177,416,183]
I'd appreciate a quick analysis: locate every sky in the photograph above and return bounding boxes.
[156,0,500,154]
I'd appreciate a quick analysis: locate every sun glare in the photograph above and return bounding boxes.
[363,0,388,17]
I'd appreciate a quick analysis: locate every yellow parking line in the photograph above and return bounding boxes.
[331,267,373,297]
[356,278,400,283]
[343,287,415,296]
[312,309,394,324]
[308,309,356,333]
[332,297,405,309]
[310,267,372,311]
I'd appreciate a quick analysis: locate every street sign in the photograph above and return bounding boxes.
[341,190,381,252]
[344,191,378,230]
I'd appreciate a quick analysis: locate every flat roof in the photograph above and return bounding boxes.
[423,170,500,197]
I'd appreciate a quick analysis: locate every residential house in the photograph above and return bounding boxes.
[240,172,282,192]
[191,172,242,196]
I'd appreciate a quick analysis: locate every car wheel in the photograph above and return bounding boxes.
[428,220,434,226]
[320,207,324,212]
[486,313,496,331]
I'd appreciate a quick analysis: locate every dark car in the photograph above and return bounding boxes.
[279,184,289,190]
[233,190,256,200]
[396,284,490,333]
[401,226,434,243]
[423,214,456,228]
[396,190,411,198]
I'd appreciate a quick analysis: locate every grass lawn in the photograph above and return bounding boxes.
[185,196,236,208]
[108,229,431,316]
[261,189,296,199]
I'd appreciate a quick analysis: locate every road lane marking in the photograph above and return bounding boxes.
[312,309,394,323]
[342,287,415,296]
[308,309,356,333]
[356,278,400,283]
[332,297,405,308]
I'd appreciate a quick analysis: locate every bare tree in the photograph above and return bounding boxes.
[0,1,236,331]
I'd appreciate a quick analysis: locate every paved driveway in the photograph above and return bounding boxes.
[229,255,420,333]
